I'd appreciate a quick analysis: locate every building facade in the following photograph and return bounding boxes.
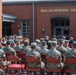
[0,0,2,38]
[2,0,76,41]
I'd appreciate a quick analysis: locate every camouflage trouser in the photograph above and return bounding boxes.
[21,58,26,64]
[46,63,64,70]
[66,64,76,70]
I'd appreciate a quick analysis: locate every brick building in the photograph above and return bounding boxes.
[0,0,2,38]
[2,0,76,41]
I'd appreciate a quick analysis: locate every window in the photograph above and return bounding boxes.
[66,20,69,26]
[2,22,12,36]
[56,28,61,36]
[63,28,69,36]
[21,21,30,38]
[61,20,65,26]
[51,17,70,37]
[53,18,70,26]
[55,20,60,26]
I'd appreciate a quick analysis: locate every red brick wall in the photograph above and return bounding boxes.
[36,5,76,39]
[0,0,2,38]
[3,3,76,40]
[3,4,33,41]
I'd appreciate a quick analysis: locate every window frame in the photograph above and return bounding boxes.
[21,21,30,38]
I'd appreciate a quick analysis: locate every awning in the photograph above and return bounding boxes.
[3,14,16,22]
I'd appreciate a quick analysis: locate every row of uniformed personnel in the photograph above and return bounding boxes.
[0,38,76,75]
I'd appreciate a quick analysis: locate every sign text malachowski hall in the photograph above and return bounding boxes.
[40,8,76,13]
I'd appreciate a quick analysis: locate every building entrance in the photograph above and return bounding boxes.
[51,17,70,37]
[2,22,12,37]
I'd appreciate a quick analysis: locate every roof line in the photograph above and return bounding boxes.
[2,0,76,3]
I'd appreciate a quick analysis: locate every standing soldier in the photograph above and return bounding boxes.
[3,40,16,56]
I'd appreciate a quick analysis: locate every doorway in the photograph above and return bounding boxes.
[51,17,70,37]
[2,22,12,37]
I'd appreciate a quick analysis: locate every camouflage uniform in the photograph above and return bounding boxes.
[64,41,76,75]
[35,39,41,47]
[51,38,57,42]
[14,45,22,51]
[21,46,31,53]
[57,39,68,55]
[26,42,45,68]
[65,47,72,51]
[64,40,72,51]
[0,49,6,66]
[3,46,16,56]
[35,46,41,52]
[46,50,62,69]
[46,41,63,70]
[14,40,22,51]
[21,40,31,53]
[65,49,76,70]
[3,40,16,56]
[39,48,49,54]
[39,41,49,54]
[57,46,68,55]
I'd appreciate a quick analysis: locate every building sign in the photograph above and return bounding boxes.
[40,8,76,13]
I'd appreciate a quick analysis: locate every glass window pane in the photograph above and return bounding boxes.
[26,33,29,38]
[22,21,30,38]
[64,28,69,36]
[7,29,11,36]
[27,27,30,32]
[3,22,11,36]
[56,28,61,36]
[55,20,60,26]
[66,20,69,26]
[22,22,27,26]
[27,22,29,26]
[61,20,65,26]
[22,27,26,32]
[2,29,6,36]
